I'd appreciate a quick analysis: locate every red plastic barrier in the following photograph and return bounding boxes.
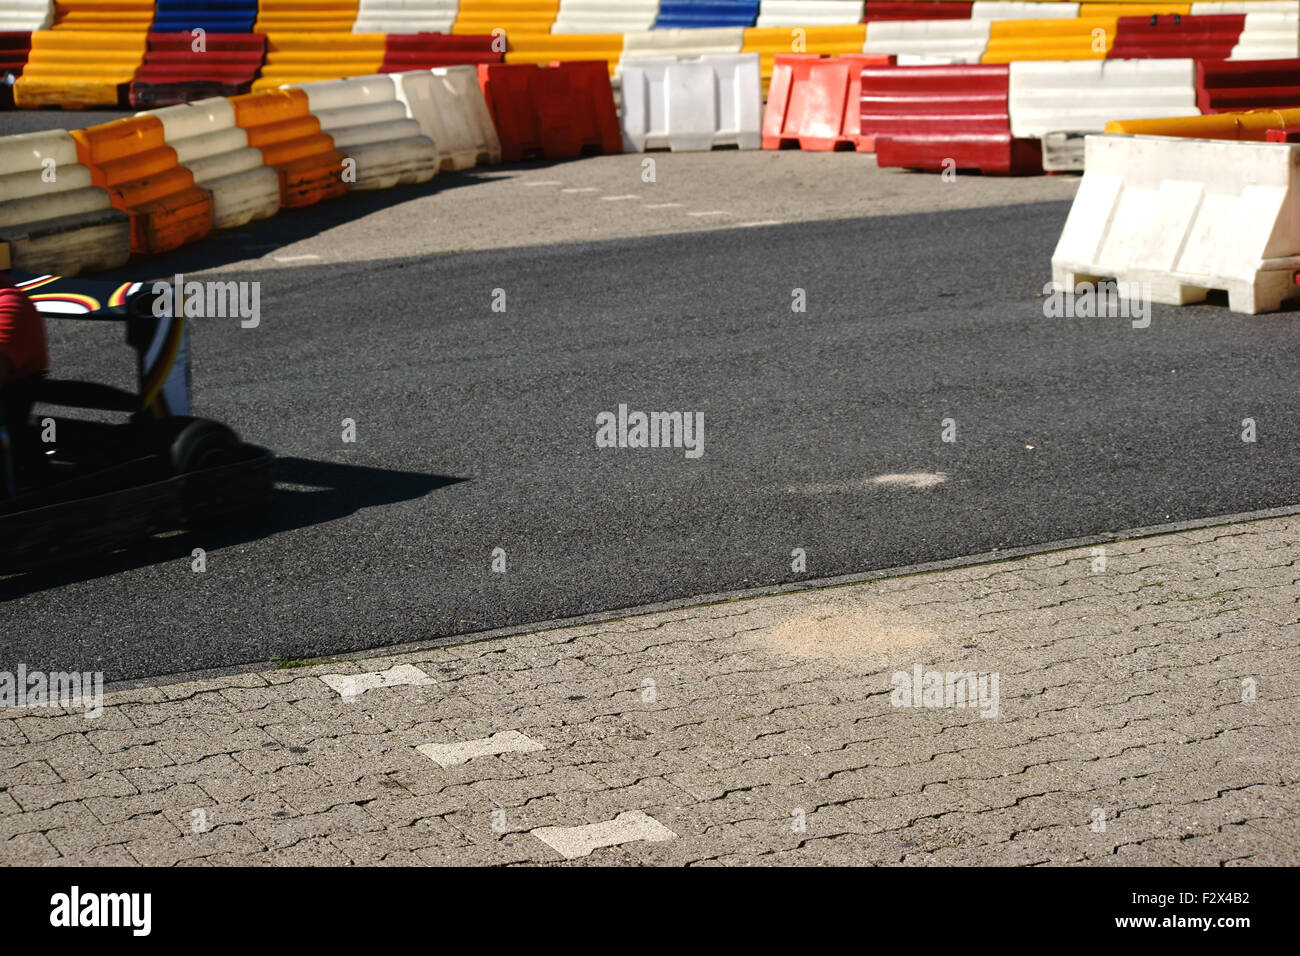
[477,61,620,162]
[762,53,895,151]
[129,33,266,109]
[0,32,32,109]
[862,65,1041,174]
[1197,58,1300,114]
[863,2,973,20]
[380,33,502,72]
[1108,13,1244,59]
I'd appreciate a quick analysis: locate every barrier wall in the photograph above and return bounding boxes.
[1108,13,1244,57]
[254,0,361,32]
[1009,58,1198,138]
[742,24,867,88]
[971,2,1080,18]
[380,32,500,70]
[1052,132,1300,313]
[14,29,147,107]
[505,32,625,74]
[478,59,621,160]
[129,32,265,108]
[982,16,1117,60]
[1230,11,1299,57]
[252,32,386,88]
[864,19,992,61]
[761,52,893,149]
[229,86,347,205]
[754,1,866,26]
[1,1,55,31]
[0,32,32,108]
[655,0,761,28]
[0,128,131,275]
[353,0,460,33]
[453,0,560,34]
[391,64,501,168]
[553,0,661,33]
[864,1,973,18]
[620,51,761,149]
[143,96,281,227]
[1198,57,1300,111]
[153,0,259,32]
[50,0,155,30]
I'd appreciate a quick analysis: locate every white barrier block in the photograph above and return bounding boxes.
[1008,60,1198,140]
[0,0,53,31]
[553,0,660,33]
[971,1,1079,18]
[622,27,746,60]
[864,20,992,63]
[1052,134,1300,315]
[755,0,865,27]
[353,0,459,33]
[1191,2,1298,13]
[620,52,762,152]
[1230,11,1300,59]
[392,66,502,169]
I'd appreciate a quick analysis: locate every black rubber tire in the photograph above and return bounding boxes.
[168,418,241,474]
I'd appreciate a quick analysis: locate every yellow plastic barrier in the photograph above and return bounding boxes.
[743,25,867,92]
[982,17,1117,62]
[254,0,362,33]
[504,32,624,75]
[251,33,387,89]
[453,0,561,36]
[50,0,154,30]
[1105,107,1300,140]
[1079,3,1190,15]
[13,29,146,108]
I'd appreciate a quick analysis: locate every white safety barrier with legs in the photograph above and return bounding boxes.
[620,53,762,152]
[0,129,130,276]
[145,98,282,229]
[391,66,502,170]
[1052,133,1300,315]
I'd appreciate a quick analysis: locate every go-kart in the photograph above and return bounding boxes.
[0,271,272,574]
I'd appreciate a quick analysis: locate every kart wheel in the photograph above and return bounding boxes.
[169,418,241,474]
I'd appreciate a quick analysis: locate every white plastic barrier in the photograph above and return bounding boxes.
[552,0,660,33]
[971,2,1079,18]
[144,98,281,229]
[620,53,762,151]
[1009,60,1199,144]
[864,20,992,63]
[290,75,438,190]
[0,0,53,31]
[1191,2,1298,12]
[1229,11,1300,58]
[1052,134,1300,315]
[391,66,502,170]
[353,0,459,34]
[755,0,865,27]
[0,130,130,276]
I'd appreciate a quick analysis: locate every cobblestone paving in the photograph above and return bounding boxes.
[2,517,1297,866]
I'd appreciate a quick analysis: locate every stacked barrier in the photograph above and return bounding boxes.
[552,0,661,32]
[49,0,155,30]
[1108,12,1245,56]
[1197,57,1300,110]
[453,0,560,33]
[622,26,745,63]
[505,32,626,75]
[1,1,54,31]
[0,33,33,108]
[254,0,360,31]
[152,0,259,32]
[289,75,438,188]
[654,0,761,28]
[229,87,347,205]
[143,96,281,227]
[1230,11,1299,57]
[477,60,621,160]
[1052,132,1300,314]
[0,129,131,275]
[864,19,992,61]
[70,115,213,254]
[863,63,1043,172]
[14,29,147,107]
[754,1,865,25]
[863,2,974,20]
[761,52,894,149]
[971,2,1080,18]
[129,32,265,107]
[353,0,460,33]
[620,51,761,149]
[742,25,867,89]
[981,16,1117,60]
[391,64,501,168]
[252,32,386,88]
[379,32,502,70]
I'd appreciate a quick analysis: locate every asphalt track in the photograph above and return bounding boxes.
[4,198,1299,682]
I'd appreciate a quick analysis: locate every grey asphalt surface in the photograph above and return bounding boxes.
[3,195,1299,683]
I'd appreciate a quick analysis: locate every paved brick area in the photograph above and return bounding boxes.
[2,516,1297,866]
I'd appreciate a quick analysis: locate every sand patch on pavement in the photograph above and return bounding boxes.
[740,598,939,666]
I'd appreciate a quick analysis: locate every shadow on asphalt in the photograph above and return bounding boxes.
[0,456,466,599]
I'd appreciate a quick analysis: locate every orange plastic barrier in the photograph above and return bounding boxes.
[762,53,895,152]
[1105,107,1300,140]
[229,88,347,207]
[454,0,560,36]
[477,61,620,162]
[70,115,212,254]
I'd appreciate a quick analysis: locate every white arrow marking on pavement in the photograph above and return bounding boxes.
[320,663,433,699]
[531,811,676,859]
[417,731,545,767]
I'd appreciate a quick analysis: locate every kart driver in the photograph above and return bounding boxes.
[0,272,49,391]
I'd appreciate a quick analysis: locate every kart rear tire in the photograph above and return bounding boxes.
[169,418,241,474]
